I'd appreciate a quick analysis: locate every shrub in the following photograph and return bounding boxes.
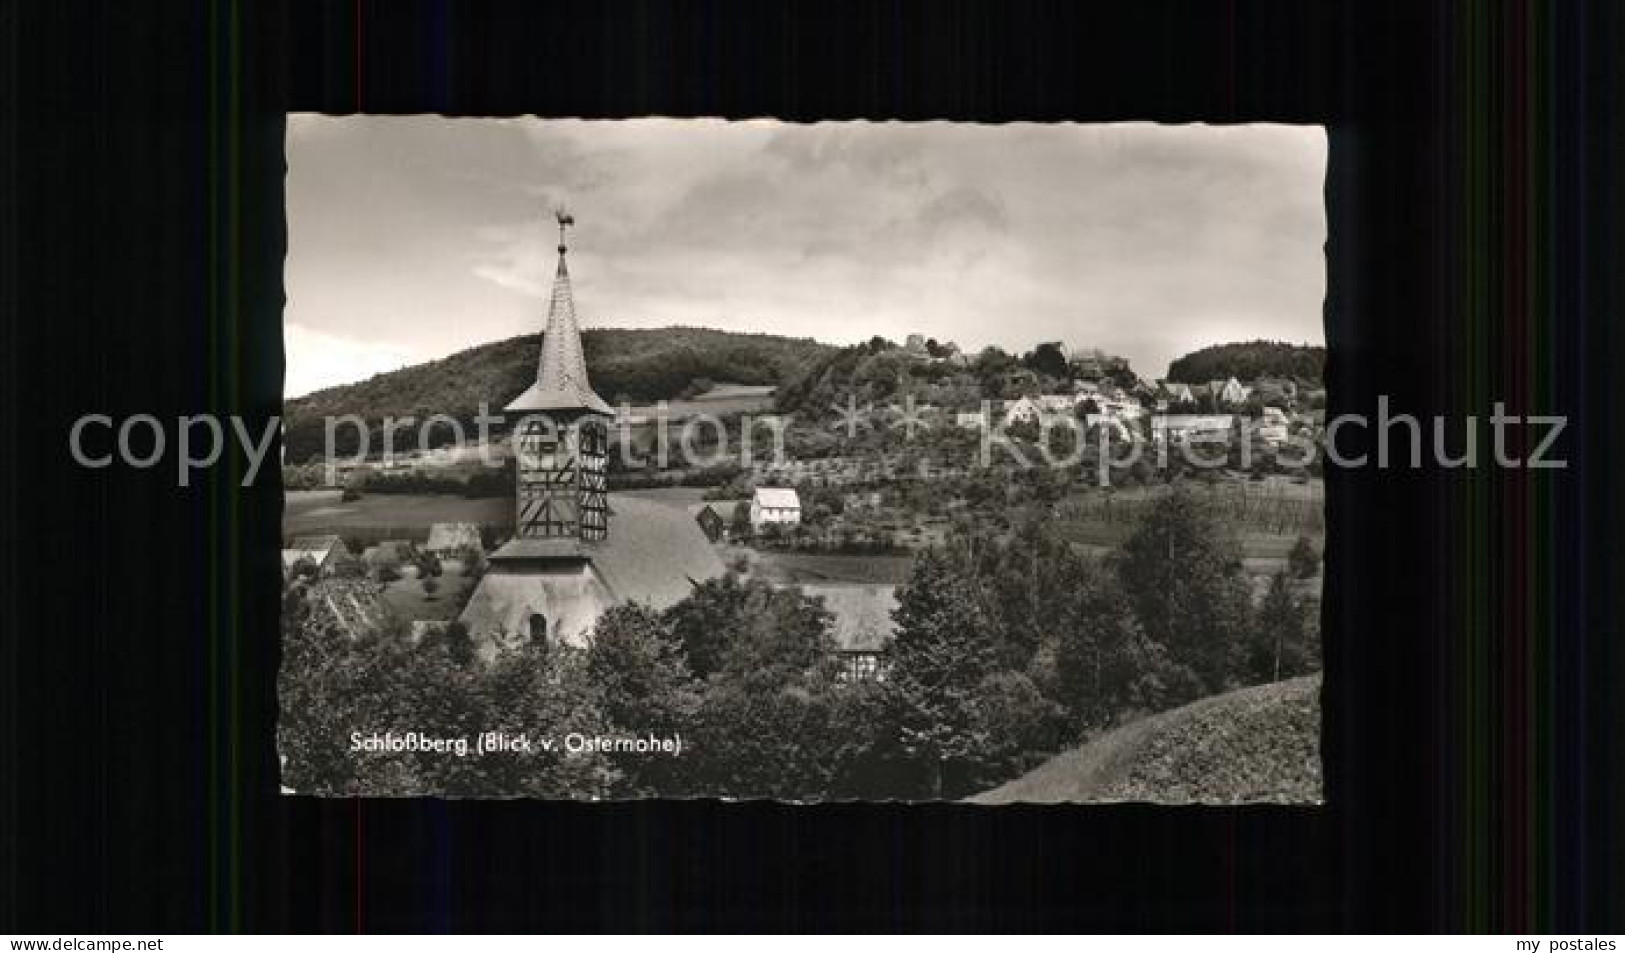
[1288,534,1319,579]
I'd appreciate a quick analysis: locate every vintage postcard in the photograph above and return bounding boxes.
[278,118,1326,801]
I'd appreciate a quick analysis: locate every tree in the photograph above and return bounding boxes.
[587,604,692,729]
[885,548,1002,797]
[1288,534,1319,579]
[952,518,1083,671]
[278,609,492,797]
[680,677,867,799]
[1022,341,1069,380]
[727,582,837,682]
[730,500,753,540]
[585,604,696,794]
[1165,340,1326,385]
[481,642,623,798]
[971,346,1019,391]
[1246,571,1318,684]
[1111,488,1254,699]
[443,620,475,667]
[663,573,833,683]
[968,671,1063,788]
[1052,560,1180,730]
[651,574,861,798]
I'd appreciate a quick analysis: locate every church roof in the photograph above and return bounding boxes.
[294,577,391,641]
[462,495,725,649]
[505,250,613,416]
[287,534,345,556]
[283,535,347,571]
[585,496,727,606]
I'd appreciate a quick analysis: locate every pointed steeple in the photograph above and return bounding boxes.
[505,210,613,416]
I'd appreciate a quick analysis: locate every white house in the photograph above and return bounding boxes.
[750,487,802,529]
[1254,406,1291,446]
[1035,394,1078,415]
[1216,377,1252,407]
[1153,414,1237,447]
[1156,380,1196,406]
[1093,395,1146,421]
[1004,394,1080,426]
[956,410,988,430]
[1002,396,1043,425]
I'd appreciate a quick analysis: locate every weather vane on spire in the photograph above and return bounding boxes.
[555,206,575,255]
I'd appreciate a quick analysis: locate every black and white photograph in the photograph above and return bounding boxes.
[17,0,1625,935]
[277,117,1328,802]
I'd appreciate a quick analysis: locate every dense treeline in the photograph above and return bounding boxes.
[1165,340,1326,384]
[279,488,1320,800]
[772,337,1136,420]
[282,327,833,463]
[285,328,1319,465]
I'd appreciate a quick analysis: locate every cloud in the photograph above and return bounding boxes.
[283,323,423,398]
[287,118,1325,385]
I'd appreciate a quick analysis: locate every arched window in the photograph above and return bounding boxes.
[528,613,549,644]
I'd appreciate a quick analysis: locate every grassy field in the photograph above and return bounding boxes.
[971,673,1322,804]
[1052,479,1325,590]
[615,486,716,506]
[379,562,476,622]
[1056,477,1324,536]
[284,490,509,541]
[1055,514,1322,559]
[285,487,724,544]
[627,392,776,419]
[727,546,916,586]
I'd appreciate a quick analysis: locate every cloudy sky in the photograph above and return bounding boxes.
[285,116,1325,398]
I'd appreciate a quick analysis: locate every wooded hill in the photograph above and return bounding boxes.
[1165,340,1326,384]
[283,327,834,463]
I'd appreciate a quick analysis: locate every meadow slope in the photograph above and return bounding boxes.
[972,673,1322,804]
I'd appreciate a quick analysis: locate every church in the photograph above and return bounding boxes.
[458,212,724,656]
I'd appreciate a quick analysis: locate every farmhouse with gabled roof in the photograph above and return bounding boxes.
[424,523,482,555]
[281,534,352,577]
[803,584,897,682]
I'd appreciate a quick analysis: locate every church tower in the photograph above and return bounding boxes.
[459,208,724,656]
[503,210,612,542]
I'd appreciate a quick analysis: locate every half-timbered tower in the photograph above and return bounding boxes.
[503,210,612,541]
[459,211,723,655]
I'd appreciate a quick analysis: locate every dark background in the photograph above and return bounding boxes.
[3,0,1620,932]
